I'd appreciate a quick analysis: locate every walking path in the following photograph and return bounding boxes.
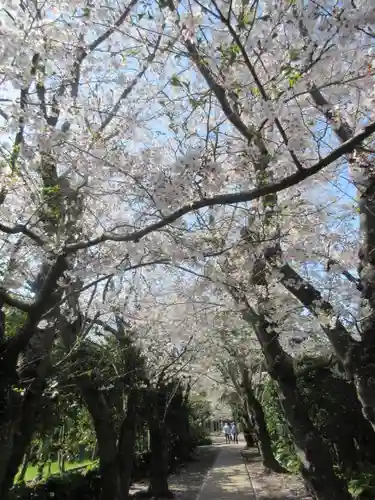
[131,436,310,500]
[197,437,310,500]
[197,440,255,500]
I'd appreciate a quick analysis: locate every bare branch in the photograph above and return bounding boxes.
[326,258,361,289]
[98,27,165,133]
[0,222,46,247]
[0,289,33,312]
[210,0,304,172]
[88,0,139,54]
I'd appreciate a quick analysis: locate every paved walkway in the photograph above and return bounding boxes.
[130,436,310,500]
[197,441,255,500]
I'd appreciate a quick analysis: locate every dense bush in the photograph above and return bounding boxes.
[193,436,212,446]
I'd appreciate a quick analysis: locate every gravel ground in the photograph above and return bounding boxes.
[130,445,220,500]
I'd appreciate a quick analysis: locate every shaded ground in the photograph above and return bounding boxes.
[131,437,311,500]
[198,440,255,500]
[130,444,220,500]
[242,448,311,500]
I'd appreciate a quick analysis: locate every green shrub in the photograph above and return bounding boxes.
[348,467,375,499]
[261,377,298,471]
[194,436,213,446]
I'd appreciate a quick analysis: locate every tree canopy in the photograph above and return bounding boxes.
[1,1,375,500]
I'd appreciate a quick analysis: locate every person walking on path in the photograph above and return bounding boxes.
[231,422,239,444]
[223,422,231,443]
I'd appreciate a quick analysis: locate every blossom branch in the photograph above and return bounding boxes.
[0,222,46,247]
[65,119,375,252]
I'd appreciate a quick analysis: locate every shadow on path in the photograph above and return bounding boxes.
[198,440,255,500]
[130,444,220,500]
[243,448,311,500]
[131,437,310,500]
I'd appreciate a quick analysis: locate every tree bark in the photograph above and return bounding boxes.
[176,402,191,463]
[0,393,18,493]
[308,79,375,427]
[82,383,123,500]
[241,306,352,500]
[60,322,124,500]
[1,379,46,496]
[148,419,173,499]
[239,410,256,448]
[242,368,287,473]
[243,427,256,448]
[0,302,20,491]
[147,389,174,499]
[0,329,55,499]
[281,77,375,432]
[270,259,375,432]
[118,390,138,498]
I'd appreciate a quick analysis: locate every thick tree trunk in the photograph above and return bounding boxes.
[118,390,138,498]
[60,320,124,500]
[242,368,286,473]
[0,340,21,491]
[272,80,375,433]
[0,380,46,496]
[275,371,349,500]
[148,419,173,499]
[0,405,17,493]
[243,427,256,448]
[79,384,123,500]
[270,259,375,432]
[180,384,192,462]
[0,329,54,499]
[351,341,375,430]
[241,307,352,500]
[239,411,256,448]
[176,404,191,462]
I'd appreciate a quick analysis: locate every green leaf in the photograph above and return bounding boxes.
[42,185,61,196]
[229,43,241,56]
[238,8,254,29]
[170,75,183,87]
[189,97,200,109]
[289,48,300,61]
[288,70,302,88]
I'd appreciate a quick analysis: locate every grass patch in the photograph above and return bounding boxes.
[15,460,93,483]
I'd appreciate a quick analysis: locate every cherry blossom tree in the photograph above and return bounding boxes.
[1,1,375,499]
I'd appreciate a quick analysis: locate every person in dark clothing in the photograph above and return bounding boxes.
[231,422,239,443]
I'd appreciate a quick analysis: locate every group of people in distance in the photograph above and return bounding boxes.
[222,421,239,444]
